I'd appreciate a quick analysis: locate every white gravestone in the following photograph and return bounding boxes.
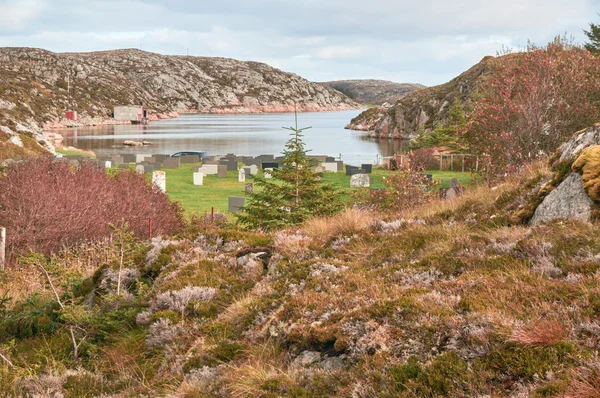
[264,168,273,179]
[322,162,339,172]
[104,161,112,169]
[238,168,246,182]
[350,173,370,188]
[152,171,166,193]
[249,164,259,175]
[200,164,219,175]
[136,154,149,163]
[193,172,204,186]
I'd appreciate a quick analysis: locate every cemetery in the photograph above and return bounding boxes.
[54,151,473,216]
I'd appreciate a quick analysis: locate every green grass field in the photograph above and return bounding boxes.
[162,163,476,216]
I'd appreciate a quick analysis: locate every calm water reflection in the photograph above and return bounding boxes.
[59,111,408,165]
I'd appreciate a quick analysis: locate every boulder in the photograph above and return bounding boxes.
[530,173,593,226]
[559,124,600,162]
[350,173,370,188]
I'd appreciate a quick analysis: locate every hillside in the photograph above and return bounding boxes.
[2,124,600,396]
[0,47,360,132]
[324,79,425,105]
[346,56,497,138]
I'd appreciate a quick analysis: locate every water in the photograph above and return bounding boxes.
[59,110,408,165]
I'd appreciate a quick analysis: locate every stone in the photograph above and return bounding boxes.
[104,160,112,169]
[264,168,273,178]
[135,165,145,174]
[361,164,373,174]
[193,172,204,186]
[531,173,593,226]
[180,155,199,164]
[313,166,325,173]
[243,167,253,177]
[348,168,366,176]
[118,164,129,169]
[226,159,238,171]
[111,155,123,165]
[228,196,245,213]
[163,157,180,169]
[136,154,149,163]
[122,154,136,163]
[143,165,154,173]
[350,173,371,188]
[153,154,169,162]
[292,351,322,368]
[262,162,279,169]
[218,165,228,178]
[249,165,258,175]
[322,162,339,172]
[201,164,218,175]
[152,162,162,171]
[238,168,246,182]
[346,165,359,176]
[559,124,600,161]
[245,183,253,194]
[325,157,335,162]
[152,171,166,193]
[449,178,460,188]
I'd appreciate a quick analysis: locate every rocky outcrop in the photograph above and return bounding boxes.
[558,124,600,162]
[530,173,593,226]
[346,56,497,138]
[0,47,361,132]
[324,79,424,105]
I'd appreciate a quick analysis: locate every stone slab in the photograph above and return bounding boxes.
[218,165,228,178]
[163,158,180,169]
[228,196,245,213]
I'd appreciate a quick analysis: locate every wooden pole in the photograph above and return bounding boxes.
[0,227,5,271]
[462,155,465,173]
[439,155,443,171]
[450,154,454,171]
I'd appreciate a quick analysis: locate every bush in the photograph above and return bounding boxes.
[0,158,183,260]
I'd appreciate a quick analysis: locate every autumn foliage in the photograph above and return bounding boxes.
[463,38,600,176]
[0,158,183,261]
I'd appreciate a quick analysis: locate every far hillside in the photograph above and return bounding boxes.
[324,79,425,105]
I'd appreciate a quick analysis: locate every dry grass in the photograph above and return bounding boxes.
[302,208,374,243]
[509,319,570,347]
[566,364,600,398]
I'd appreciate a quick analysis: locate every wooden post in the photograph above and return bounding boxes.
[462,155,465,173]
[439,155,443,171]
[476,158,479,172]
[450,154,454,171]
[0,227,5,271]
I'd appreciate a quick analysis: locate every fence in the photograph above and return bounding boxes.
[339,153,488,172]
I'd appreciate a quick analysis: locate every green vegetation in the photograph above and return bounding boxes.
[584,16,600,54]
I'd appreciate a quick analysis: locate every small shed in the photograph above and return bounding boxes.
[114,106,148,122]
[65,111,78,121]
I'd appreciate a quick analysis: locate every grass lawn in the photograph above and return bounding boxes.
[162,163,477,217]
[57,148,96,158]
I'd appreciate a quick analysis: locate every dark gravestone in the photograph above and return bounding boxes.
[163,157,180,169]
[145,156,156,163]
[325,157,335,162]
[118,164,130,169]
[122,154,136,163]
[245,183,254,194]
[348,168,366,176]
[262,162,279,169]
[346,165,359,176]
[218,165,228,178]
[153,154,169,163]
[336,161,344,171]
[111,155,124,165]
[226,159,238,171]
[152,162,162,171]
[361,164,373,174]
[144,165,154,173]
[228,196,245,213]
[243,167,252,178]
[203,160,220,165]
[180,155,199,164]
[420,174,433,183]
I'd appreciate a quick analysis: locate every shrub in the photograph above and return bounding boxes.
[0,158,183,261]
[408,148,437,172]
[510,319,570,347]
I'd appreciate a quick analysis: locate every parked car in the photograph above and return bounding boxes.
[171,151,208,160]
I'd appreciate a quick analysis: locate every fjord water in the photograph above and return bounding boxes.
[60,111,407,165]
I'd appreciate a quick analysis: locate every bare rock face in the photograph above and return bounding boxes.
[558,124,600,162]
[325,79,424,105]
[0,47,361,131]
[530,173,593,226]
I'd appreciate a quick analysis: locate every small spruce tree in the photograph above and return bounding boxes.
[584,17,600,55]
[236,110,343,231]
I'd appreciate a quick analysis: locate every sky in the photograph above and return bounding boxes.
[0,0,596,86]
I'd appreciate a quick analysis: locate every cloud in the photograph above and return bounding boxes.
[0,0,595,85]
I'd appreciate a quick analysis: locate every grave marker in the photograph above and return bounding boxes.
[264,168,273,178]
[163,157,180,169]
[135,165,145,174]
[228,196,245,213]
[245,183,254,194]
[152,171,166,193]
[238,168,246,182]
[217,165,228,178]
[193,172,204,186]
[350,173,371,188]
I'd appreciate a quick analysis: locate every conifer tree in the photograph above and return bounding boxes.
[236,110,343,231]
[584,17,600,55]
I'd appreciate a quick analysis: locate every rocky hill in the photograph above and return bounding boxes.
[346,56,497,138]
[324,79,424,105]
[0,47,360,131]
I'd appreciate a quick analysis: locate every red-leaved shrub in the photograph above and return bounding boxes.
[0,158,183,261]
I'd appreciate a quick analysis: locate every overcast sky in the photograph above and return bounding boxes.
[0,0,595,86]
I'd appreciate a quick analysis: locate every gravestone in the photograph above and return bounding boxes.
[163,157,180,169]
[153,154,168,163]
[193,172,204,186]
[228,196,245,213]
[313,166,325,173]
[68,159,80,167]
[152,162,162,171]
[135,165,145,174]
[245,183,254,194]
[136,154,149,163]
[118,164,130,169]
[202,164,219,175]
[361,164,373,174]
[181,155,200,164]
[145,156,156,163]
[243,167,252,178]
[346,165,359,176]
[122,154,136,163]
[248,165,258,175]
[264,168,273,179]
[152,171,166,193]
[322,162,338,172]
[350,173,371,188]
[192,165,201,172]
[218,165,228,178]
[336,161,344,171]
[262,162,279,169]
[450,178,460,188]
[144,165,154,173]
[111,155,124,165]
[325,157,335,162]
[104,160,112,169]
[226,159,238,171]
[238,168,246,182]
